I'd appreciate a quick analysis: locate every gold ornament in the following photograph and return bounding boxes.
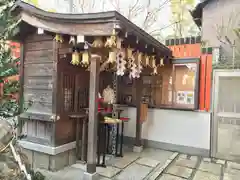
[152,66,158,75]
[116,37,123,49]
[92,37,104,48]
[81,51,90,66]
[160,58,164,66]
[151,56,157,75]
[141,54,146,67]
[138,52,143,63]
[152,56,156,68]
[145,55,150,67]
[127,47,133,59]
[108,51,117,63]
[54,34,63,43]
[105,29,117,48]
[71,51,80,65]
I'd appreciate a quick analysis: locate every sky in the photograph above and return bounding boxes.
[24,0,200,39]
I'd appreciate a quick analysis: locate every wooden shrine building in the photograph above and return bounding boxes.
[11,0,172,178]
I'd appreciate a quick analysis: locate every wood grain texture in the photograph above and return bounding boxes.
[22,34,55,117]
[21,12,114,36]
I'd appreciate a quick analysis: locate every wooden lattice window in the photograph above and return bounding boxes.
[62,74,75,112]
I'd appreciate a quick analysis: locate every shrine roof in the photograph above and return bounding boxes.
[12,0,172,56]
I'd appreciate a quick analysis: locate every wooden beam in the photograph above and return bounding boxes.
[135,77,143,147]
[86,55,100,174]
[18,42,25,137]
[20,12,114,36]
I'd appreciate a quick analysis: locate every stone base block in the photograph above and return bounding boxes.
[83,172,99,180]
[22,148,76,171]
[133,146,143,153]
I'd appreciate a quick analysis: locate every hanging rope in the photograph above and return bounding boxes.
[111,72,118,155]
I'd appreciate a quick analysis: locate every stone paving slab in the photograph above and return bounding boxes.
[148,168,165,180]
[225,167,240,175]
[108,153,139,169]
[166,165,193,179]
[190,156,198,161]
[115,163,152,180]
[136,157,160,167]
[147,158,175,180]
[37,167,85,180]
[100,177,111,180]
[97,166,121,178]
[174,157,198,169]
[223,173,239,180]
[227,162,240,170]
[179,154,188,159]
[158,174,185,180]
[203,158,212,163]
[198,161,222,176]
[71,163,86,171]
[72,163,122,179]
[169,153,179,160]
[193,171,220,180]
[216,159,226,165]
[140,148,174,162]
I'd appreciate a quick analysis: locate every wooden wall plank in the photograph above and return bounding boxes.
[24,63,53,77]
[25,50,53,63]
[24,77,53,90]
[24,33,53,43]
[25,41,53,51]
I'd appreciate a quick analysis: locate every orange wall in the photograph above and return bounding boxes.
[168,43,212,112]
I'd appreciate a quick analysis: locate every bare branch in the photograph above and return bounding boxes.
[108,0,120,12]
[142,0,170,31]
[77,0,85,13]
[127,0,143,19]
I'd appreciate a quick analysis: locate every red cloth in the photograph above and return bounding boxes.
[97,98,103,112]
[120,117,129,121]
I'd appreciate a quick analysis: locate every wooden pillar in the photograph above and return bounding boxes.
[18,43,25,136]
[135,77,143,148]
[86,55,100,174]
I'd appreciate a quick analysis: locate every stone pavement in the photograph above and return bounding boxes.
[156,155,240,180]
[36,148,240,180]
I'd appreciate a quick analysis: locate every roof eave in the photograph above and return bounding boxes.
[12,0,172,56]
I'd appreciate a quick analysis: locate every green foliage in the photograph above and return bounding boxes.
[3,80,19,94]
[0,0,20,119]
[0,1,45,179]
